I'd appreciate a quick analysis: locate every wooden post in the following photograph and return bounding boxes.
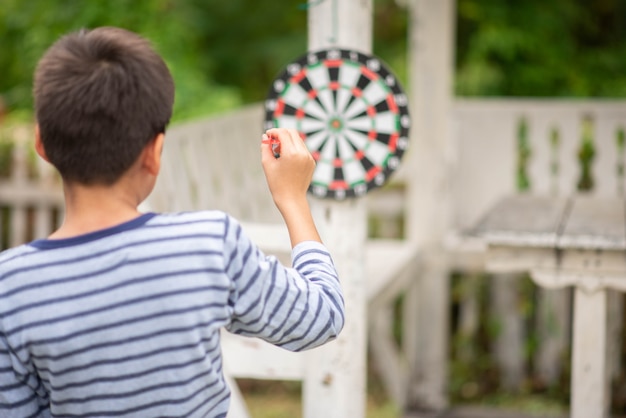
[303,1,371,417]
[406,0,455,410]
[571,288,610,418]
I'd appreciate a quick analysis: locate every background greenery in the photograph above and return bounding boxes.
[1,0,625,123]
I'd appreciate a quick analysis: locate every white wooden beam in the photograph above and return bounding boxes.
[406,0,455,410]
[304,2,372,417]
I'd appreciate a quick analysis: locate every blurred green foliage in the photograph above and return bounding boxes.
[456,0,626,97]
[0,0,624,123]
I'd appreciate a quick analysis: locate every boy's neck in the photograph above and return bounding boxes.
[50,180,144,240]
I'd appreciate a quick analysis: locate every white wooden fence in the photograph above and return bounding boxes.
[2,98,625,414]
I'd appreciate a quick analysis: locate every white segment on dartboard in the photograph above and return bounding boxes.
[338,133,357,161]
[275,115,299,130]
[343,99,369,121]
[319,132,337,162]
[343,128,369,151]
[303,97,328,121]
[372,113,398,134]
[365,139,391,167]
[316,88,336,115]
[307,64,328,88]
[337,136,364,186]
[362,81,388,107]
[335,88,354,117]
[312,134,337,185]
[300,117,327,134]
[338,63,361,87]
[345,115,372,132]
[282,83,308,108]
[343,159,366,186]
[305,129,330,153]
[312,161,334,187]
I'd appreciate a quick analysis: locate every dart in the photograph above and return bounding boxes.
[262,136,281,158]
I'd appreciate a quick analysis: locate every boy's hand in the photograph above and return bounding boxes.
[261,128,321,246]
[261,128,315,211]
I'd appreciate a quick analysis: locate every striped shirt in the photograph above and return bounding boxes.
[0,211,344,417]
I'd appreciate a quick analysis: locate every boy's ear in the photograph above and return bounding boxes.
[34,124,50,163]
[142,133,164,176]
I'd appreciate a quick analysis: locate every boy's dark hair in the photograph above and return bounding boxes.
[34,27,175,185]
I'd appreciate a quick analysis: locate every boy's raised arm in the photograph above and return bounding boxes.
[261,128,321,248]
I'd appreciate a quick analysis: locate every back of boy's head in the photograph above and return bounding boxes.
[34,27,175,185]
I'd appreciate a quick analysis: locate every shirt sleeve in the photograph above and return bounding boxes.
[0,331,49,418]
[222,214,345,351]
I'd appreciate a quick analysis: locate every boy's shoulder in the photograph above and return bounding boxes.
[149,210,235,231]
[0,244,36,266]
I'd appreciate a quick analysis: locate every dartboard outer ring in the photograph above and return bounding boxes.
[264,48,410,200]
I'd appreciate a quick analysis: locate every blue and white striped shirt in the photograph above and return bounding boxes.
[0,211,344,417]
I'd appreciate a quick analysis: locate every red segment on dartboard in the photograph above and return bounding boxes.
[311,151,320,161]
[365,166,382,181]
[274,99,285,117]
[290,69,307,84]
[324,59,343,68]
[361,66,379,81]
[367,106,376,117]
[308,89,318,99]
[351,87,362,98]
[330,180,349,190]
[333,158,342,168]
[329,81,340,91]
[368,131,377,140]
[389,133,399,151]
[296,108,305,119]
[387,94,398,113]
[355,150,365,160]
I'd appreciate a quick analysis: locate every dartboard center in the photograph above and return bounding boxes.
[329,117,343,133]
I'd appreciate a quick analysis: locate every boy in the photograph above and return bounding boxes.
[0,27,344,417]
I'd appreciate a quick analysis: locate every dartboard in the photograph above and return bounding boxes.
[264,48,410,199]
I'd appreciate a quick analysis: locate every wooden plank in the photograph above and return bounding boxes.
[472,195,569,247]
[558,195,626,250]
[406,0,455,410]
[303,1,371,418]
[485,245,560,273]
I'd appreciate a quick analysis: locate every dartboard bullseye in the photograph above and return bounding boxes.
[264,48,410,200]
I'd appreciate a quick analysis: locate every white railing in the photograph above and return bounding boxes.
[0,124,63,248]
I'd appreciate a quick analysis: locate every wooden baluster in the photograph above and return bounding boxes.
[577,115,595,192]
[517,117,531,192]
[9,128,28,247]
[535,124,571,389]
[550,126,560,196]
[616,127,625,196]
[490,116,533,392]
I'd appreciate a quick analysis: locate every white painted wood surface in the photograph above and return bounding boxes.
[305,1,372,416]
[475,194,626,418]
[406,0,455,410]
